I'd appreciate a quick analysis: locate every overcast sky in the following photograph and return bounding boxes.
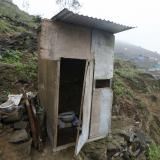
[13,0,160,53]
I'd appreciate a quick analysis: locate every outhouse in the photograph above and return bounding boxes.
[38,9,133,154]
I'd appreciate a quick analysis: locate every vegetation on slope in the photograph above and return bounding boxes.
[149,144,160,160]
[0,0,40,34]
[0,0,40,55]
[0,0,39,102]
[0,50,37,103]
[112,60,160,159]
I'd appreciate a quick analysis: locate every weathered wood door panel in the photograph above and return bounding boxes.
[89,88,113,139]
[75,60,94,155]
[38,59,60,147]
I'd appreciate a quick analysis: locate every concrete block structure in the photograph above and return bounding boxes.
[38,9,133,154]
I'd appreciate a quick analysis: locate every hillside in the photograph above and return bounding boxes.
[0,0,40,54]
[0,0,37,29]
[115,41,160,71]
[0,0,39,105]
[0,1,160,160]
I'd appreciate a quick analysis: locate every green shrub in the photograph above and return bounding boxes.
[0,19,13,33]
[1,50,23,63]
[0,19,27,33]
[33,15,42,23]
[1,50,37,80]
[136,99,146,109]
[113,74,134,100]
[0,1,38,28]
[15,55,37,80]
[148,144,160,160]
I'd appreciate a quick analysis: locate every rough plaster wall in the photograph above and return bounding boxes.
[38,58,60,147]
[40,20,92,60]
[91,29,115,79]
[90,29,114,139]
[90,88,113,138]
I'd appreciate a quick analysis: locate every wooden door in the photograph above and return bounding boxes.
[75,60,94,155]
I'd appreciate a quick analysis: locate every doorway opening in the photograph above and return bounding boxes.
[57,58,86,146]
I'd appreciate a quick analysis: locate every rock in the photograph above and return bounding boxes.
[83,139,107,160]
[107,136,125,151]
[1,109,22,124]
[14,139,32,156]
[107,129,150,160]
[134,130,151,145]
[107,134,126,159]
[9,129,29,143]
[13,121,28,130]
[77,151,89,160]
[0,95,7,104]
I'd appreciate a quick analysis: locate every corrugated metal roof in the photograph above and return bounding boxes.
[51,9,134,34]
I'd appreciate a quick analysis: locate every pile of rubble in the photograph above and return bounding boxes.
[106,129,151,160]
[0,92,43,158]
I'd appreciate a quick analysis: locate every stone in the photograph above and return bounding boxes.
[107,134,126,151]
[14,139,32,156]
[106,130,150,160]
[9,129,29,143]
[13,121,28,130]
[2,109,22,124]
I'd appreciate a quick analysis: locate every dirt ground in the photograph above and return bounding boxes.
[32,146,76,160]
[0,125,107,160]
[0,128,76,160]
[0,126,31,160]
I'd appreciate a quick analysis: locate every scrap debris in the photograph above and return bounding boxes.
[0,92,43,156]
[106,129,151,160]
[23,92,42,150]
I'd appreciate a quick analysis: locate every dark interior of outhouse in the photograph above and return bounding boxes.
[57,58,86,146]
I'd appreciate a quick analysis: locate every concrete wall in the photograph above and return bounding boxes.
[89,29,114,139]
[91,29,115,79]
[38,21,115,146]
[90,88,113,138]
[40,20,92,60]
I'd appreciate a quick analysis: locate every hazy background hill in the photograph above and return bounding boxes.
[115,41,160,70]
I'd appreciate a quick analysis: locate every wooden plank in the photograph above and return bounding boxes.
[89,89,101,138]
[46,60,60,147]
[89,88,113,139]
[38,58,60,148]
[75,60,94,155]
[38,58,48,108]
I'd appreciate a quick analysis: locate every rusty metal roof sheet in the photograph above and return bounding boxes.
[51,9,134,34]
